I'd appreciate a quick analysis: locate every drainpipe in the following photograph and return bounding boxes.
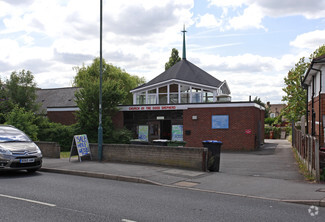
[312,76,315,136]
[311,68,322,148]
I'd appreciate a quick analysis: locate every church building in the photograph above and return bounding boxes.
[114,28,265,150]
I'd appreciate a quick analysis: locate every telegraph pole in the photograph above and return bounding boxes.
[98,0,103,161]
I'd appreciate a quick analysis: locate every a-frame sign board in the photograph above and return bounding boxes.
[69,134,92,162]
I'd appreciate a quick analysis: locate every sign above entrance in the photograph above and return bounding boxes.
[128,105,177,111]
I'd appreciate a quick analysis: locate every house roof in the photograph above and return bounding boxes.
[302,54,325,85]
[132,59,230,94]
[36,87,79,113]
[267,104,285,114]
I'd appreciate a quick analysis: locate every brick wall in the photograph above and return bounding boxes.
[183,106,264,151]
[47,111,77,125]
[89,143,208,171]
[307,93,325,146]
[35,141,60,158]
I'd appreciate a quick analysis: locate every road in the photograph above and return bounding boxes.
[0,171,324,222]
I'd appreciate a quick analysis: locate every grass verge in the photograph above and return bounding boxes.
[292,147,315,181]
[60,151,70,158]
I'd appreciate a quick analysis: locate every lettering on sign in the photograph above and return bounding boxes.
[69,134,92,162]
[128,106,177,111]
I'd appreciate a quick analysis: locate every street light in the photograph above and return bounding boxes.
[98,0,103,161]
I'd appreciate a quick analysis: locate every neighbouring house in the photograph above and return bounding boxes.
[266,103,285,118]
[36,87,79,125]
[301,54,325,143]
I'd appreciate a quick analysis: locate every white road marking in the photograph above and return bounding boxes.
[121,219,137,222]
[0,193,56,207]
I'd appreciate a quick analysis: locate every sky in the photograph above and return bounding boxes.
[0,0,325,104]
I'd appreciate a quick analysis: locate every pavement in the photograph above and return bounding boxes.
[40,139,325,207]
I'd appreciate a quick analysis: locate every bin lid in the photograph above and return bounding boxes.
[202,140,222,143]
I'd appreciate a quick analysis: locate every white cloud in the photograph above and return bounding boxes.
[207,0,325,31]
[290,29,325,50]
[196,13,223,29]
[208,0,246,8]
[228,4,266,30]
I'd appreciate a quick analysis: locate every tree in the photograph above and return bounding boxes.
[0,79,12,123]
[282,45,325,122]
[74,58,145,105]
[5,70,39,112]
[165,48,181,70]
[253,96,270,118]
[5,106,38,140]
[73,58,145,142]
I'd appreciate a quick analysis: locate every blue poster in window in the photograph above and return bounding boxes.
[212,115,229,129]
[172,125,183,141]
[138,125,149,141]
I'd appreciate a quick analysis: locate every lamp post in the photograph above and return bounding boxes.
[98,0,103,161]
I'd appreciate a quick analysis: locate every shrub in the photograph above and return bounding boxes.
[265,126,291,139]
[36,116,76,152]
[265,117,276,126]
[5,106,38,140]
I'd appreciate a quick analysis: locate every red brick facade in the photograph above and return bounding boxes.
[115,104,265,151]
[307,93,325,146]
[183,106,264,150]
[47,111,77,125]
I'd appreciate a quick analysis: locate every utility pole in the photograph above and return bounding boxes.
[98,0,103,161]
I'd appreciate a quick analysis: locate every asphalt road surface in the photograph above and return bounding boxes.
[0,171,324,222]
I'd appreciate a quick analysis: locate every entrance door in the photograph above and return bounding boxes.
[160,120,171,140]
[149,121,160,142]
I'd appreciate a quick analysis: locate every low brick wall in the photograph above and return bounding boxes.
[89,144,208,171]
[35,141,60,158]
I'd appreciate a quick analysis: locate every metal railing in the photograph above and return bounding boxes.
[293,127,320,182]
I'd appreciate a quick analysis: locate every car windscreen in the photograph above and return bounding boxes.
[0,127,32,142]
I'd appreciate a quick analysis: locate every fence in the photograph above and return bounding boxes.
[293,127,320,182]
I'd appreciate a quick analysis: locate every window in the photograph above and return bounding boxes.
[180,85,190,103]
[203,90,213,103]
[169,84,178,104]
[136,93,146,105]
[147,94,157,104]
[191,87,202,103]
[158,86,168,104]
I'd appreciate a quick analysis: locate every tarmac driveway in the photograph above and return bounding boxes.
[219,139,305,181]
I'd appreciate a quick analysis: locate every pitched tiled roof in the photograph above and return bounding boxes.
[134,59,229,93]
[36,87,79,113]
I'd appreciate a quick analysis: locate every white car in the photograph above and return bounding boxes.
[0,125,42,173]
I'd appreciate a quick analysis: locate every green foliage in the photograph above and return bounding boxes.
[73,58,145,105]
[165,48,181,70]
[5,106,38,141]
[75,79,124,143]
[0,80,11,123]
[5,70,39,112]
[253,96,270,118]
[36,116,76,152]
[265,126,291,139]
[320,169,325,181]
[73,58,143,143]
[265,117,276,126]
[110,128,133,144]
[282,45,325,122]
